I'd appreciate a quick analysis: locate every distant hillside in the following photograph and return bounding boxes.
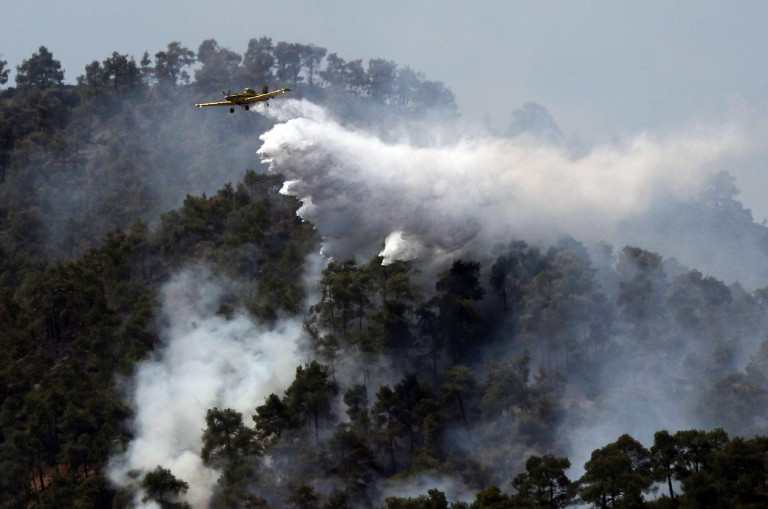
[3,40,768,509]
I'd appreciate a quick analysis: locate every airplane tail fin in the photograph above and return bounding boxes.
[262,85,268,94]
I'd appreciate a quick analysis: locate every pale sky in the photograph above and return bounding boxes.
[4,1,768,211]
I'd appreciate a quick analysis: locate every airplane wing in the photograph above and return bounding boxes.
[195,100,232,108]
[240,94,271,105]
[241,89,291,104]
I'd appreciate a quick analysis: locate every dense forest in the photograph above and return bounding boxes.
[3,39,768,509]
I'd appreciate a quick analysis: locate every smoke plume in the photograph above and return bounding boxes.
[258,99,746,275]
[256,99,768,482]
[108,268,304,508]
[109,99,767,506]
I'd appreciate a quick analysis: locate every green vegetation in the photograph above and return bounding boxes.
[382,430,768,508]
[3,39,768,508]
[142,466,190,509]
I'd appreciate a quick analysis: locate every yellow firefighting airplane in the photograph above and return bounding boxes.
[195,85,291,113]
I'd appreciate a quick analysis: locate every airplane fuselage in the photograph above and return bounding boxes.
[226,88,259,103]
[195,86,291,112]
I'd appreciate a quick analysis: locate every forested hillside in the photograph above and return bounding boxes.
[3,39,768,509]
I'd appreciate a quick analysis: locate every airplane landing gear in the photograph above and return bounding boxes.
[245,105,249,111]
[230,107,235,113]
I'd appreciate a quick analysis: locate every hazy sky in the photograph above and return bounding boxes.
[4,1,768,211]
[4,2,767,132]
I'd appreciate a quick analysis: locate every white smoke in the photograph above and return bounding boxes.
[108,268,304,508]
[377,473,476,507]
[255,99,768,485]
[258,99,746,269]
[106,99,765,505]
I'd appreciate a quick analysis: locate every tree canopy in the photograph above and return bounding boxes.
[3,38,768,509]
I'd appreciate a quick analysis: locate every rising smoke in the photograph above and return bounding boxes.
[258,99,748,280]
[108,268,305,508]
[257,99,768,478]
[111,98,768,507]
